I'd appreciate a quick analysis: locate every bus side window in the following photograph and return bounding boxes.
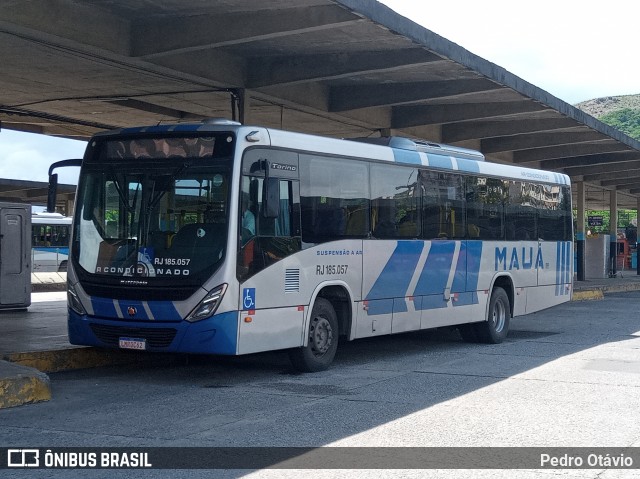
[299,154,369,244]
[421,171,465,240]
[466,177,506,241]
[238,177,301,281]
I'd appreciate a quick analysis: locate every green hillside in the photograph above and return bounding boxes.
[576,94,640,141]
[599,108,640,140]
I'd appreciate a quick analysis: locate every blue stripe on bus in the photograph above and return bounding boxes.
[561,242,567,295]
[391,148,422,165]
[456,158,481,173]
[426,154,453,170]
[414,241,456,311]
[556,242,561,295]
[90,298,180,320]
[454,292,478,307]
[365,241,425,315]
[421,294,447,310]
[91,297,119,318]
[365,240,484,315]
[454,241,482,307]
[147,301,181,321]
[555,241,572,296]
[451,242,467,293]
[367,299,394,316]
[565,241,571,284]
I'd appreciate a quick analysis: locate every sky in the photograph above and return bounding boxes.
[1,0,638,185]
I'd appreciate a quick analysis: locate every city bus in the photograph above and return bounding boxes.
[32,211,72,272]
[47,119,573,372]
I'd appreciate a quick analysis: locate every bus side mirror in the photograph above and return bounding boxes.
[46,158,83,213]
[47,173,58,213]
[262,177,280,219]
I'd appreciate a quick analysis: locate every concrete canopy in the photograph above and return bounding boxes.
[1,0,640,208]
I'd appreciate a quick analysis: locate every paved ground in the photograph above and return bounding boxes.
[2,273,640,408]
[1,290,640,477]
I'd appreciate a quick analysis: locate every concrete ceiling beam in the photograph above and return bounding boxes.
[132,5,360,58]
[247,49,443,88]
[481,130,606,154]
[391,101,546,128]
[543,151,640,170]
[512,141,629,163]
[0,0,130,55]
[583,169,640,182]
[328,78,501,112]
[441,117,579,143]
[565,160,640,178]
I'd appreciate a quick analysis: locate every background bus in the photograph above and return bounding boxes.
[32,211,71,272]
[48,121,573,372]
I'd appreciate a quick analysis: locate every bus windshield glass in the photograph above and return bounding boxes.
[73,134,234,282]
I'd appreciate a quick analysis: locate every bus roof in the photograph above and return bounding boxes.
[91,121,571,187]
[32,212,72,224]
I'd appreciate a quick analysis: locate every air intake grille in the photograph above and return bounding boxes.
[89,324,177,348]
[285,269,300,293]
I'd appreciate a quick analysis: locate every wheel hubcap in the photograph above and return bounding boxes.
[492,299,506,333]
[310,316,333,356]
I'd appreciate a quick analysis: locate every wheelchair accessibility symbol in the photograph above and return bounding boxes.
[243,288,256,310]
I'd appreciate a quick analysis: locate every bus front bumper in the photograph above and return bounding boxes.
[67,310,239,355]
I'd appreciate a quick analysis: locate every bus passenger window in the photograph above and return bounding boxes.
[299,154,369,244]
[370,164,419,239]
[421,171,465,240]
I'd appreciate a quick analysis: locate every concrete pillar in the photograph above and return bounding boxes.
[610,189,617,276]
[575,182,586,281]
[65,197,74,216]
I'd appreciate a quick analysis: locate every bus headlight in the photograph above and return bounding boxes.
[186,284,227,322]
[68,283,87,315]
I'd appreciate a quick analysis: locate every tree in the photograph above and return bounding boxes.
[600,108,640,140]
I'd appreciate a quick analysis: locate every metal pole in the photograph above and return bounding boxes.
[610,189,617,277]
[576,182,586,281]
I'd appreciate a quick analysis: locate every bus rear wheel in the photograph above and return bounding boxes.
[289,298,339,372]
[475,286,510,344]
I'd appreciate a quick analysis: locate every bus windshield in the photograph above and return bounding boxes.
[73,134,234,284]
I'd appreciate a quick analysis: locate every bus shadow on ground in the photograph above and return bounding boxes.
[1,293,638,472]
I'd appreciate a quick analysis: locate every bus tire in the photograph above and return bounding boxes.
[475,287,510,344]
[289,298,339,372]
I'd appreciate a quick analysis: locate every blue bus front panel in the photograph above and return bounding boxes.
[68,309,239,355]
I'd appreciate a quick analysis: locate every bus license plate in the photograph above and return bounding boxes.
[119,337,146,350]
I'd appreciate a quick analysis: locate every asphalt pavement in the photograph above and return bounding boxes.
[1,287,640,478]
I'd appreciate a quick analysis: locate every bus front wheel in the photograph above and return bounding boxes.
[475,286,510,344]
[289,298,339,372]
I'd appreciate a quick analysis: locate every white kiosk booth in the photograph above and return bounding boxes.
[0,202,31,309]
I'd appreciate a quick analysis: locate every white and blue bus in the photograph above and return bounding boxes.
[48,120,573,371]
[32,211,72,272]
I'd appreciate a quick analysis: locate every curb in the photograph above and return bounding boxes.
[572,282,640,301]
[3,347,163,374]
[0,360,51,409]
[1,348,176,409]
[572,290,605,301]
[31,282,66,293]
